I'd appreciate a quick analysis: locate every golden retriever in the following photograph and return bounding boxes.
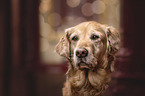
[55,21,120,96]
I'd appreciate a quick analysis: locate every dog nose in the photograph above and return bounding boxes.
[76,48,88,58]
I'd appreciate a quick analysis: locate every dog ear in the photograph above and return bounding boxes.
[102,25,120,72]
[105,26,120,55]
[55,27,72,59]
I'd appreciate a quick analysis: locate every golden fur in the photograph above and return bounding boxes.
[55,21,120,96]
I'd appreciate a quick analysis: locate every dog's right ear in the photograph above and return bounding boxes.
[55,27,72,59]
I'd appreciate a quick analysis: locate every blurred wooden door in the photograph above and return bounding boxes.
[104,0,145,96]
[0,0,39,96]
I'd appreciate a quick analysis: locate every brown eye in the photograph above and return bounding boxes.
[90,34,99,40]
[72,36,79,41]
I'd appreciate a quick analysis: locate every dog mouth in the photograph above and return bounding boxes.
[77,60,93,70]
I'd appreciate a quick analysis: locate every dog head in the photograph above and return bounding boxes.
[55,21,120,70]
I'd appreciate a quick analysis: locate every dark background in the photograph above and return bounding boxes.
[1,0,145,96]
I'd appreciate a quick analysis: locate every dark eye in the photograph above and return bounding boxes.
[90,34,99,40]
[72,36,79,41]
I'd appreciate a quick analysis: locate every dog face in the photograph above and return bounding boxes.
[68,22,108,70]
[55,21,120,70]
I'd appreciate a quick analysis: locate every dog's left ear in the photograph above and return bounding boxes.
[103,26,120,55]
[55,27,72,60]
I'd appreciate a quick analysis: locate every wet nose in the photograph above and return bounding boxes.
[76,48,88,58]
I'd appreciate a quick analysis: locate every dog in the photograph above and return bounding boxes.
[55,21,120,96]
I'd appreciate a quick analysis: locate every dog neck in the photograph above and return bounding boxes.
[63,52,114,95]
[65,61,111,96]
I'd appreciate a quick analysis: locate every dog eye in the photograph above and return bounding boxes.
[90,34,99,40]
[72,36,79,41]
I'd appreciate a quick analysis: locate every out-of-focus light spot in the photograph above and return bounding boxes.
[41,0,51,2]
[63,16,74,22]
[57,26,64,33]
[63,16,75,26]
[57,25,68,33]
[66,0,80,8]
[63,16,87,27]
[103,0,117,5]
[39,15,45,25]
[73,17,87,25]
[40,38,49,52]
[92,0,106,14]
[48,12,61,27]
[116,4,120,22]
[39,0,52,13]
[81,3,93,17]
[40,22,52,37]
[76,17,87,22]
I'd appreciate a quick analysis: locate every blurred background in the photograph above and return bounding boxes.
[1,0,145,96]
[39,0,120,65]
[38,0,120,96]
[0,0,120,96]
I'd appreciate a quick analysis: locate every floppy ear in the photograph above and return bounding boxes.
[55,28,72,59]
[102,25,120,72]
[105,26,120,55]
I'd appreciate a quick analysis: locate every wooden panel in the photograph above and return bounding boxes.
[104,1,145,96]
[0,0,39,96]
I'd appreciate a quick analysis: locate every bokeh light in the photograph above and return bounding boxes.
[40,38,49,52]
[57,25,69,33]
[81,3,94,17]
[116,4,120,24]
[39,0,120,64]
[48,12,62,27]
[39,0,52,13]
[40,22,52,38]
[66,0,80,8]
[73,17,87,25]
[63,16,74,22]
[63,16,76,26]
[39,14,45,25]
[76,17,87,22]
[92,0,106,14]
[103,0,117,5]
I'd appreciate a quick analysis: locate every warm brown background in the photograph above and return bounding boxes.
[39,0,120,64]
[1,0,145,96]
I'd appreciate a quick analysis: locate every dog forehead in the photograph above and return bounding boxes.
[73,22,105,35]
